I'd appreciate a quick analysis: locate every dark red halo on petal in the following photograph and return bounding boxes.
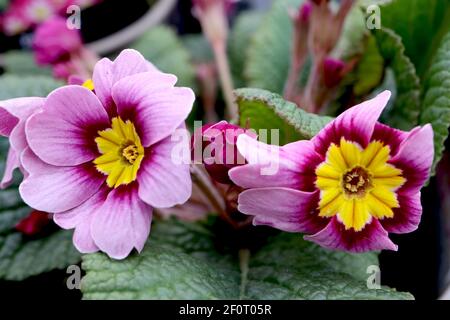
[304,217,398,253]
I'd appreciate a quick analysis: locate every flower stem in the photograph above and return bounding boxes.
[190,165,238,228]
[212,41,238,122]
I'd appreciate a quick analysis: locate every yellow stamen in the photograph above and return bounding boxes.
[82,79,95,91]
[93,117,144,188]
[315,138,405,231]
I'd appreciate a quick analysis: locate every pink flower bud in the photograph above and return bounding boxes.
[298,0,312,24]
[32,16,83,65]
[192,121,256,184]
[15,211,51,236]
[322,57,345,88]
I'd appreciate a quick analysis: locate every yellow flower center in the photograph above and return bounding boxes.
[315,137,406,231]
[82,79,95,91]
[94,117,144,188]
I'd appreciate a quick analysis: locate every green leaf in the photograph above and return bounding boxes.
[0,230,81,281]
[380,0,450,78]
[245,0,303,94]
[0,74,62,100]
[420,30,450,174]
[229,11,265,87]
[82,220,240,299]
[236,88,332,144]
[81,219,413,300]
[182,34,213,64]
[0,138,81,280]
[131,26,196,90]
[2,51,52,76]
[374,28,421,131]
[352,35,384,96]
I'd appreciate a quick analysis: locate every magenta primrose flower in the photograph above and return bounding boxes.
[230,91,434,252]
[6,49,194,259]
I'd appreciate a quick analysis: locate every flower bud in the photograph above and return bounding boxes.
[322,57,345,88]
[192,121,256,184]
[15,210,51,236]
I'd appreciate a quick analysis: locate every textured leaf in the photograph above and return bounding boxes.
[236,88,332,144]
[0,138,81,280]
[420,30,450,174]
[352,35,384,96]
[245,0,303,94]
[0,230,81,281]
[131,26,196,90]
[245,233,412,299]
[380,0,450,78]
[374,28,421,131]
[82,220,239,299]
[2,51,52,76]
[0,74,62,100]
[229,11,265,87]
[81,219,413,300]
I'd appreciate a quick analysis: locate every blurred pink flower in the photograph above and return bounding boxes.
[32,16,83,65]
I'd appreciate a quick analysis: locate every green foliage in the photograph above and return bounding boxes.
[245,0,303,94]
[236,88,332,144]
[2,51,52,76]
[131,26,196,90]
[380,0,450,78]
[81,219,413,300]
[374,28,421,131]
[0,74,62,100]
[420,30,450,174]
[353,35,384,96]
[229,11,265,87]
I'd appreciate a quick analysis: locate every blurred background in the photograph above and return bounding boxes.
[0,0,449,300]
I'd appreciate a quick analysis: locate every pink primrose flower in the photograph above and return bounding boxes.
[230,91,434,253]
[15,49,195,259]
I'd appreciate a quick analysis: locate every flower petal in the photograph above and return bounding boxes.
[90,184,152,260]
[138,132,192,208]
[19,148,105,213]
[26,86,110,167]
[0,148,19,189]
[389,124,434,195]
[112,72,195,146]
[0,108,18,136]
[93,49,157,116]
[238,188,327,234]
[230,135,322,191]
[54,187,109,254]
[304,216,398,253]
[381,192,422,234]
[0,97,44,137]
[312,90,391,155]
[371,122,409,157]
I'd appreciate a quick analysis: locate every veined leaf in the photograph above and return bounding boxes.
[420,30,450,174]
[81,219,413,300]
[236,88,332,144]
[374,28,421,131]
